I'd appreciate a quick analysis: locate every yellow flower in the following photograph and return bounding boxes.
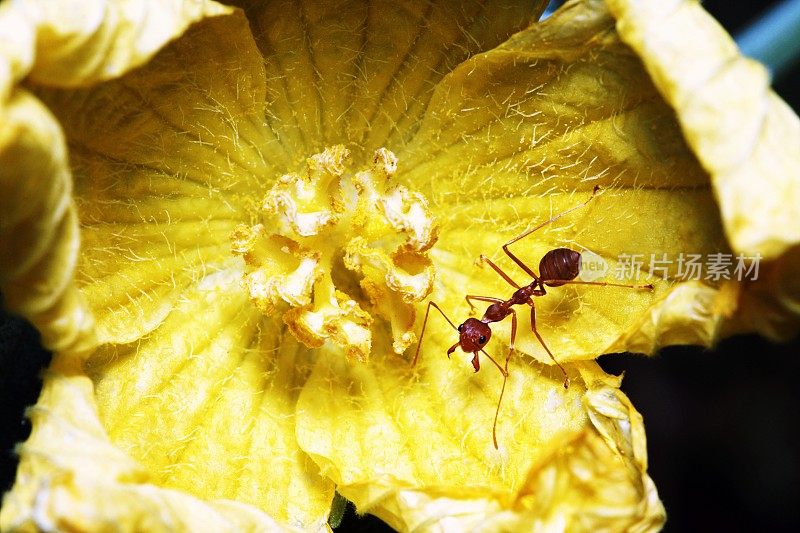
[1,0,798,531]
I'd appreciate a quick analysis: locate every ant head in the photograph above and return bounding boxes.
[456,317,492,353]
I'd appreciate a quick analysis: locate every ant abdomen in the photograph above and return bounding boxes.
[539,248,581,286]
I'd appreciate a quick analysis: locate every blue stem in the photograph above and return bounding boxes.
[540,0,565,20]
[735,0,800,80]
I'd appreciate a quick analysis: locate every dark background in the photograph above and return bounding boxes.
[2,1,798,531]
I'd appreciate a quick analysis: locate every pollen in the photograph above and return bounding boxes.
[231,146,437,361]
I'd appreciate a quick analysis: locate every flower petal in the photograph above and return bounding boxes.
[0,355,307,533]
[296,350,663,530]
[395,0,732,360]
[606,0,800,259]
[9,11,337,527]
[0,0,232,353]
[1,0,232,89]
[0,88,95,352]
[30,11,283,344]
[82,270,334,528]
[605,0,800,340]
[237,0,549,159]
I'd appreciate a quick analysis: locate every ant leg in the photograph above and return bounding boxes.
[529,303,570,389]
[544,279,654,291]
[491,308,517,449]
[479,255,521,289]
[465,294,504,315]
[479,349,507,376]
[502,186,600,279]
[412,301,458,367]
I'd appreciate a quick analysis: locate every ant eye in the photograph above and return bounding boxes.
[458,324,464,332]
[479,335,486,344]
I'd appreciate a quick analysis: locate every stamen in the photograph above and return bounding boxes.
[231,146,438,361]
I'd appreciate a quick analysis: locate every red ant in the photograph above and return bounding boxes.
[412,186,653,448]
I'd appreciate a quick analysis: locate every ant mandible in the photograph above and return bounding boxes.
[411,186,654,449]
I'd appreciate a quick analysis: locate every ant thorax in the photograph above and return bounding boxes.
[483,302,512,322]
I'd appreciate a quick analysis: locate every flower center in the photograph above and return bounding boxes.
[231,146,437,361]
